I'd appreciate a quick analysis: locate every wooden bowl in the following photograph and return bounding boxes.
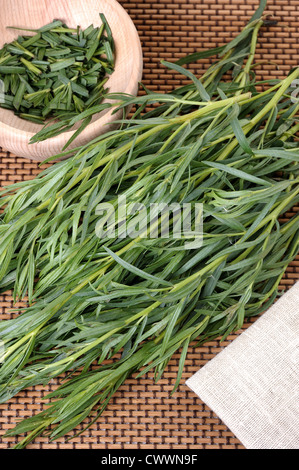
[0,0,143,161]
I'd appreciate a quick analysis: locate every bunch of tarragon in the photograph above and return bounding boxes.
[0,1,298,447]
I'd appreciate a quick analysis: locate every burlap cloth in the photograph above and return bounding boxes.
[186,282,299,449]
[0,0,298,449]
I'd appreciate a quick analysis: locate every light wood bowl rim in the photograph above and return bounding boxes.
[0,0,143,160]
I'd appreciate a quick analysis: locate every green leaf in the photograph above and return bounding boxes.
[161,60,210,101]
[103,246,173,287]
[202,160,272,186]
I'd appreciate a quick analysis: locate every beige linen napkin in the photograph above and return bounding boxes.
[186,282,299,449]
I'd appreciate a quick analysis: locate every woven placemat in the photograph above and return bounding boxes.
[0,0,298,449]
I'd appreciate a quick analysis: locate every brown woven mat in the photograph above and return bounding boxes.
[0,0,298,449]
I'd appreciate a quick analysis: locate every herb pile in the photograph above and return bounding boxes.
[0,14,114,149]
[0,1,298,447]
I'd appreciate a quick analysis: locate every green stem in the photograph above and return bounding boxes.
[235,20,263,92]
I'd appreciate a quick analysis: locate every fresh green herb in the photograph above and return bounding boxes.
[0,1,298,448]
[0,14,114,148]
